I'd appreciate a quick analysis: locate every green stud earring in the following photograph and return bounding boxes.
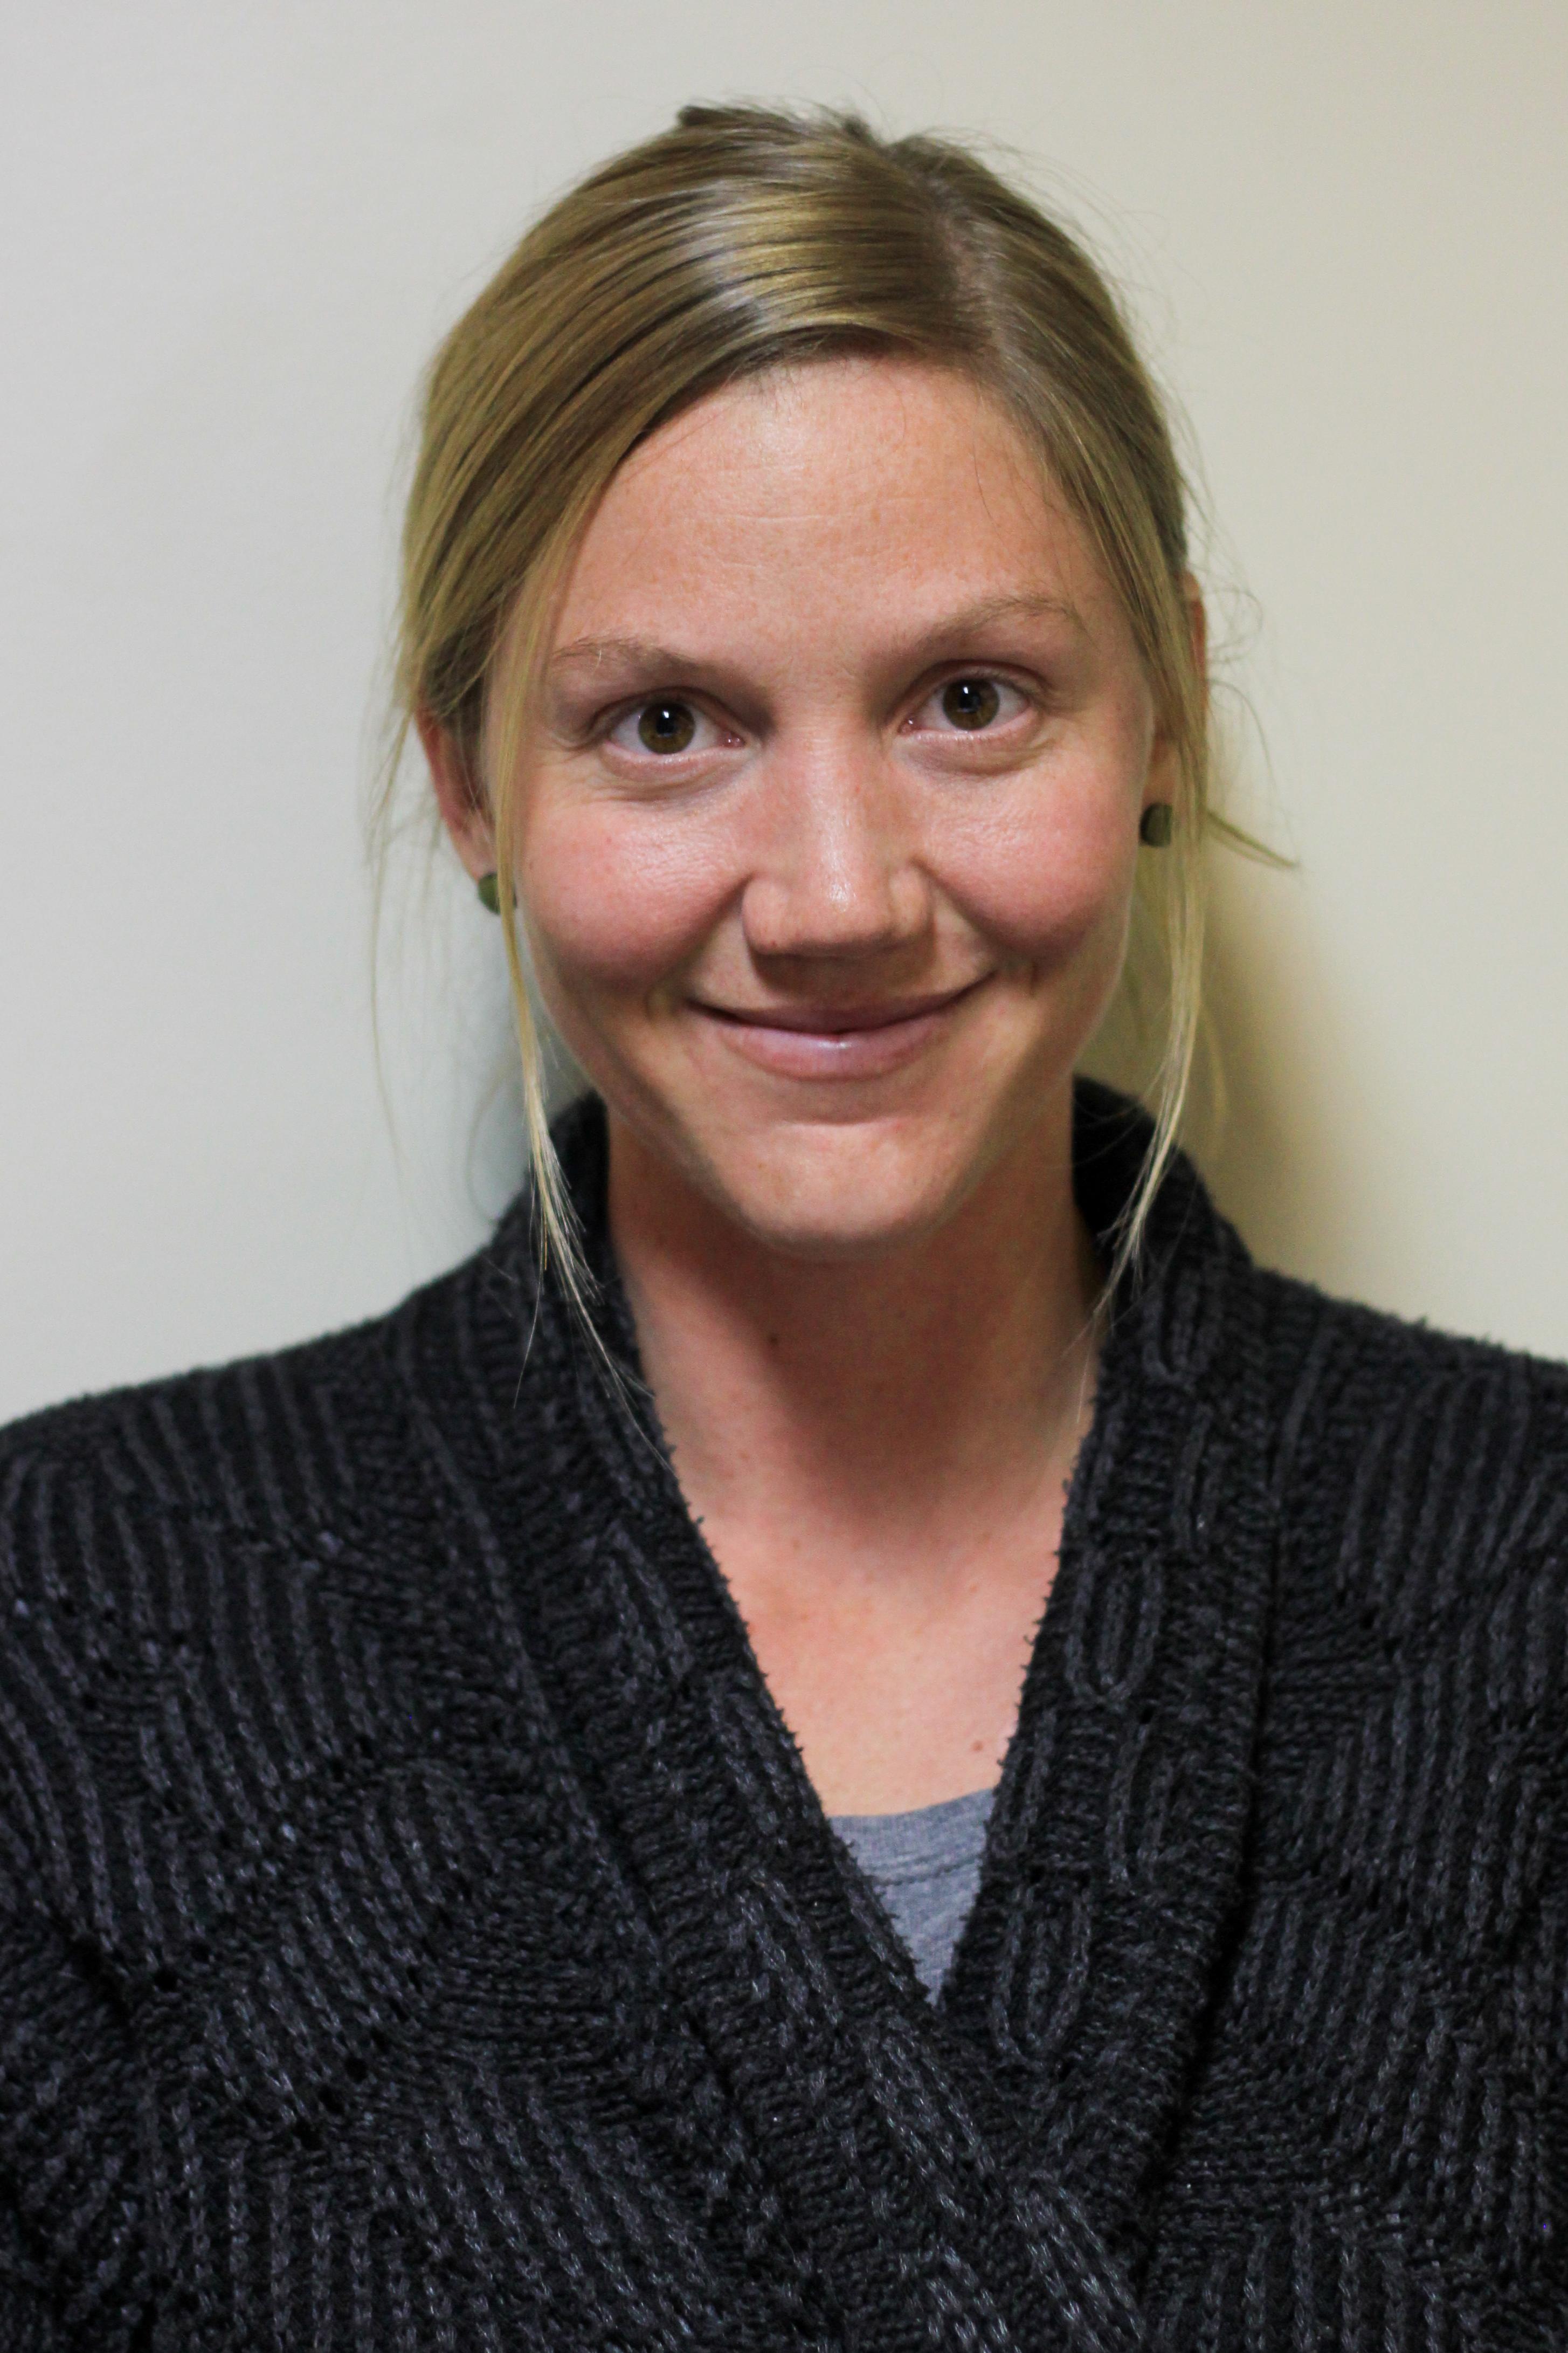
[1139,802,1174,848]
[476,871,501,914]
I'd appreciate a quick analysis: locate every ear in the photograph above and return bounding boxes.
[1145,572,1208,811]
[1182,570,1208,698]
[417,709,496,881]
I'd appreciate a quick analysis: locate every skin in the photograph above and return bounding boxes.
[424,356,1194,1813]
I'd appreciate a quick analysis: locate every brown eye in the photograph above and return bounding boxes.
[637,700,697,754]
[940,678,1002,731]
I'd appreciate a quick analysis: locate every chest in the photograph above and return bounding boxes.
[113,1661,1556,2353]
[681,1453,1074,1813]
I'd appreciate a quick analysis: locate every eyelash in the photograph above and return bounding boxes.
[906,676,1034,735]
[603,674,1035,759]
[604,700,736,758]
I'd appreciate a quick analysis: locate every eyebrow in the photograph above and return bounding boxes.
[547,590,1089,680]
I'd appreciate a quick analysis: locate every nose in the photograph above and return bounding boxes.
[739,739,932,964]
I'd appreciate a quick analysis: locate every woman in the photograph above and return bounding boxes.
[1,103,1563,2352]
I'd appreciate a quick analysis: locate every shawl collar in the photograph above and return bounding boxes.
[413,1082,1279,2347]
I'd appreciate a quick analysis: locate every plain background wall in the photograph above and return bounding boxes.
[3,1,1565,1425]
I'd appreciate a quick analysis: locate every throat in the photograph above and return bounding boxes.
[604,1100,1102,1815]
[688,1441,1080,1815]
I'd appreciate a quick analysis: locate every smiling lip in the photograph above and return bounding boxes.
[689,979,987,1079]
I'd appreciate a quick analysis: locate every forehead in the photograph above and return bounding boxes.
[551,356,1116,650]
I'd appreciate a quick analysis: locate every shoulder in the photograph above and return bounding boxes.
[2,1311,383,1550]
[0,1211,543,1917]
[0,1311,417,1721]
[0,1318,384,1946]
[0,1201,540,1563]
[1237,1261,1568,1797]
[1244,1260,1568,1546]
[0,1218,540,2331]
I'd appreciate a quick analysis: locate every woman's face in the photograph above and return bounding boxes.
[458,357,1177,1260]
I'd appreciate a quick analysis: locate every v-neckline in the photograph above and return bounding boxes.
[431,1081,1280,2338]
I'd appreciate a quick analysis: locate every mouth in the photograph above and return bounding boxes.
[688,978,990,1079]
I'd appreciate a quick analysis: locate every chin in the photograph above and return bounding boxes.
[702,1121,993,1264]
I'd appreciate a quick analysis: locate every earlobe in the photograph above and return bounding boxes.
[417,708,496,880]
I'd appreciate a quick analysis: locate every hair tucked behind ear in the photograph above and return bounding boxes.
[383,102,1221,1311]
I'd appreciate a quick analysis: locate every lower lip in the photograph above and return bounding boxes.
[693,989,981,1080]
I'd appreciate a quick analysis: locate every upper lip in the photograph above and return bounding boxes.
[692,980,985,1034]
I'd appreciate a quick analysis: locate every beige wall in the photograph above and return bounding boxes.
[3,2,1565,1422]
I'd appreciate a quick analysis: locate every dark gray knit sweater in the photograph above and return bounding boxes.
[2,1085,1565,2351]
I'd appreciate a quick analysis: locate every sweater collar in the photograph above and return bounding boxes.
[444,1081,1277,2339]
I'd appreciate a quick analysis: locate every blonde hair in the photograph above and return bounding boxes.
[390,102,1215,1304]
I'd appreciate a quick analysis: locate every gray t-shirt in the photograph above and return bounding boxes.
[831,1785,996,1996]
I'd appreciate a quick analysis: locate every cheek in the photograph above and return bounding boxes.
[936,766,1139,969]
[516,795,737,999]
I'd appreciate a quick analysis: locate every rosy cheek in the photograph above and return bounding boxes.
[932,776,1137,965]
[517,797,741,997]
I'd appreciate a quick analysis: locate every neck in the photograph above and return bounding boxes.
[605,1094,1101,1566]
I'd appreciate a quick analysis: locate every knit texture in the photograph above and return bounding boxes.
[2,1084,1566,2350]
